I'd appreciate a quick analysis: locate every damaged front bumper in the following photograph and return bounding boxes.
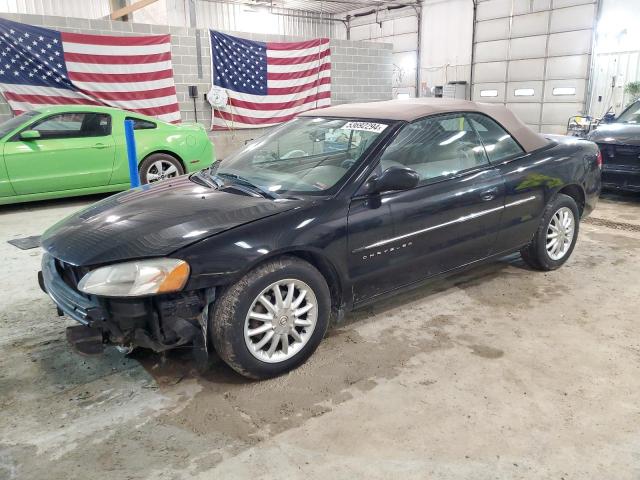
[39,253,212,356]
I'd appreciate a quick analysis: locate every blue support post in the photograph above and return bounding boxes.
[124,119,140,188]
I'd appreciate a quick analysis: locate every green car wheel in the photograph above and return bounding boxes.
[139,153,185,184]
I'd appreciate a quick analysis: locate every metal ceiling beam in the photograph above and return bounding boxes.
[198,0,405,14]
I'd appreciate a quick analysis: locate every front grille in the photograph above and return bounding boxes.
[598,143,640,168]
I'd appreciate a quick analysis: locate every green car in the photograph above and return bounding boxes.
[0,105,215,205]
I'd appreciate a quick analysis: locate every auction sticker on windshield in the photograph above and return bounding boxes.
[341,122,388,133]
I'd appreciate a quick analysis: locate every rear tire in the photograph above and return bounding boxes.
[210,256,330,379]
[520,193,580,271]
[139,153,184,184]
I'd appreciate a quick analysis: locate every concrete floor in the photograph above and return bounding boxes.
[1,191,640,480]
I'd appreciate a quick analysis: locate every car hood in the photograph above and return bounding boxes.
[41,176,303,266]
[588,123,640,145]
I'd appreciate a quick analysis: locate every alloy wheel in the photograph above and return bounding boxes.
[244,279,318,363]
[146,160,178,183]
[546,206,575,260]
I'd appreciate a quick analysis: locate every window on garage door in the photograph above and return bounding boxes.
[30,112,112,140]
[466,113,524,163]
[378,113,490,184]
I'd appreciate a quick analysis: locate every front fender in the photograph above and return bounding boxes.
[174,198,350,291]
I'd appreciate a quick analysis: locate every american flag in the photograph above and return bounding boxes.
[210,30,330,130]
[0,18,180,123]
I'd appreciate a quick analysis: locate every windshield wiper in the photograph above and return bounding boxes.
[216,172,279,199]
[191,171,223,188]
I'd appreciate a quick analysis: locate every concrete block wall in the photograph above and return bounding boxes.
[0,13,393,158]
[347,6,419,98]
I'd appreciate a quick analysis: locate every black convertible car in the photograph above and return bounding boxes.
[39,99,601,378]
[588,99,640,191]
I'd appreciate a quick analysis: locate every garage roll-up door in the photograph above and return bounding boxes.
[471,0,597,134]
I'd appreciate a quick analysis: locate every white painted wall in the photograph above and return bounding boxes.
[420,0,474,94]
[344,0,475,99]
[588,0,640,117]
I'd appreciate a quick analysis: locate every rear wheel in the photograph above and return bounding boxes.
[210,256,330,379]
[139,153,184,184]
[521,193,580,271]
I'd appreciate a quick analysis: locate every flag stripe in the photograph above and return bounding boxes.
[60,32,170,47]
[266,44,330,59]
[266,39,329,51]
[71,78,177,95]
[67,69,174,84]
[62,41,171,56]
[267,57,331,73]
[3,91,101,106]
[156,111,182,123]
[267,62,330,81]
[88,86,178,102]
[268,49,330,66]
[214,109,300,126]
[125,103,180,116]
[64,51,172,65]
[8,99,97,112]
[268,76,331,95]
[101,94,180,110]
[268,69,331,88]
[65,60,173,74]
[212,97,332,128]
[217,83,331,103]
[0,83,89,98]
[228,90,331,111]
[224,94,330,119]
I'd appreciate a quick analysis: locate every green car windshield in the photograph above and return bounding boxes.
[0,111,39,139]
[210,117,389,195]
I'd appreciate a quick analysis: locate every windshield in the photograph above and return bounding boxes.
[0,111,40,139]
[210,117,389,195]
[617,101,640,124]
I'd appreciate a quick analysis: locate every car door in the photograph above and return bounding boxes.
[464,113,540,254]
[347,113,506,303]
[3,112,115,195]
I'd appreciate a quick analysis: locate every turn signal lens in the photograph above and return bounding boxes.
[158,261,191,293]
[596,150,603,169]
[78,258,190,297]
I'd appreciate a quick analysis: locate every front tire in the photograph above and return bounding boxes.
[210,256,330,379]
[139,153,184,184]
[520,193,580,271]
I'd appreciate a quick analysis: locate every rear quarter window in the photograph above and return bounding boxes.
[126,117,157,130]
[466,113,524,162]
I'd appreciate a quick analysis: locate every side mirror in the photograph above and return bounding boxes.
[366,166,419,194]
[20,130,41,140]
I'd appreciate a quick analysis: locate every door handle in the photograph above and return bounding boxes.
[92,143,109,149]
[480,188,498,201]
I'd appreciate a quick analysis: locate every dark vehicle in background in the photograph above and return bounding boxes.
[39,99,601,379]
[588,99,640,192]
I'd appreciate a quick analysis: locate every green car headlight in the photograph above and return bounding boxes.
[78,258,190,297]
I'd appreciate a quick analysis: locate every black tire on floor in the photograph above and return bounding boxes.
[520,193,580,271]
[210,256,331,379]
[138,153,184,184]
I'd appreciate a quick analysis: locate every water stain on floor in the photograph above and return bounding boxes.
[469,344,504,359]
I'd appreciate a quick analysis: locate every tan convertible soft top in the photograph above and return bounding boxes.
[299,98,549,153]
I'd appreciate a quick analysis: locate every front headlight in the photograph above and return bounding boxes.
[78,258,190,297]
